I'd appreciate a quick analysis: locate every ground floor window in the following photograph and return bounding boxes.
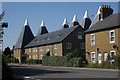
[29,55,31,59]
[36,55,38,59]
[91,52,95,63]
[40,55,43,60]
[33,55,36,59]
[110,50,116,57]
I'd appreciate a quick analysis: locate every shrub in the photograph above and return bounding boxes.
[27,59,42,64]
[69,57,83,67]
[42,56,67,66]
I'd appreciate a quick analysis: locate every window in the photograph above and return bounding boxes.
[29,48,31,52]
[91,52,95,63]
[66,43,72,49]
[36,55,38,59]
[29,55,31,59]
[46,45,49,51]
[104,52,108,61]
[40,47,42,51]
[33,55,36,59]
[109,30,115,43]
[80,43,85,49]
[78,32,82,39]
[54,44,57,49]
[110,50,116,57]
[36,47,38,52]
[55,54,57,56]
[33,48,35,52]
[40,55,43,60]
[25,49,27,53]
[18,57,20,61]
[91,34,95,45]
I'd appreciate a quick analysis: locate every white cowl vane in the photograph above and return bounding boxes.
[24,19,29,26]
[72,14,78,22]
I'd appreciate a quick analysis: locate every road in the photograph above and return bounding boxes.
[8,64,119,80]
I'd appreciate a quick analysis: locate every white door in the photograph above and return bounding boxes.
[98,53,101,64]
[104,53,108,61]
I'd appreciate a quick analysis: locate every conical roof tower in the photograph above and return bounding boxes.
[37,20,48,36]
[70,14,79,27]
[14,19,34,49]
[60,18,69,29]
[80,10,91,31]
[89,6,101,28]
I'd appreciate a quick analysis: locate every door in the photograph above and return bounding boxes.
[104,52,108,61]
[97,53,101,64]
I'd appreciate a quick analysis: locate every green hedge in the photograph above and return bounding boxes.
[42,56,67,66]
[26,59,42,64]
[69,57,83,67]
[4,56,19,63]
[42,56,83,67]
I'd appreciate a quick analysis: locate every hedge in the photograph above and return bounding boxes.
[42,56,67,66]
[42,56,83,67]
[26,59,42,64]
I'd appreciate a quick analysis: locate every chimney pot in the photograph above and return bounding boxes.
[102,5,104,8]
[104,5,106,8]
[109,5,111,8]
[107,5,108,8]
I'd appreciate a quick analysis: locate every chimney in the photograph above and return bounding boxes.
[100,5,113,20]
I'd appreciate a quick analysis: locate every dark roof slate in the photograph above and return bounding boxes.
[14,25,34,49]
[80,18,91,31]
[25,25,81,48]
[85,13,120,33]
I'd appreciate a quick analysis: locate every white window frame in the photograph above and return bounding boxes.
[66,43,72,49]
[80,43,85,49]
[91,34,95,45]
[54,44,57,49]
[36,55,38,59]
[91,52,96,63]
[40,47,42,51]
[36,47,38,52]
[109,30,115,43]
[55,54,57,56]
[110,50,116,57]
[33,48,35,52]
[33,55,36,59]
[78,32,82,39]
[46,45,49,51]
[29,55,31,59]
[29,48,31,53]
[40,55,43,60]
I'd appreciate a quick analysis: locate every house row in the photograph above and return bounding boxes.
[14,5,120,64]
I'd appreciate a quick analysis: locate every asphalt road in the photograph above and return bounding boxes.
[8,64,119,80]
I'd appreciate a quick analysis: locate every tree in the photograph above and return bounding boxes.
[3,47,11,57]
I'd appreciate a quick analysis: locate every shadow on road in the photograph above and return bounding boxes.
[8,64,71,77]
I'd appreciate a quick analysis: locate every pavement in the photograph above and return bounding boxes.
[8,63,119,80]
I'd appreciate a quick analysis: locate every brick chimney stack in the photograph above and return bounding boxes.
[100,5,113,20]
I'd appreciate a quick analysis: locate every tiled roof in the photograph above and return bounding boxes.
[25,25,82,48]
[85,13,120,33]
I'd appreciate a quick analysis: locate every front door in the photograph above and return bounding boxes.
[104,52,108,61]
[97,53,101,64]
